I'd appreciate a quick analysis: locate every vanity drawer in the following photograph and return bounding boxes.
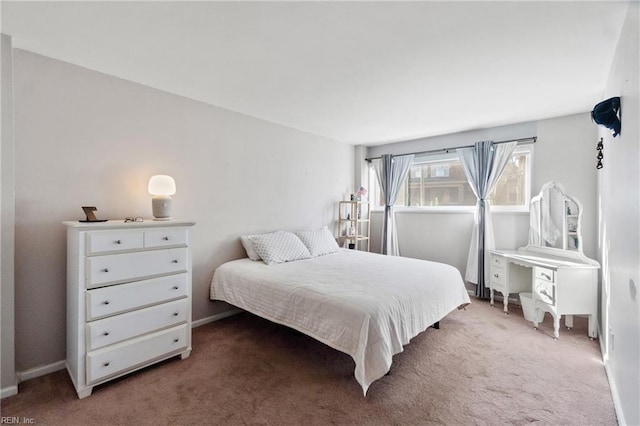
[87,231,144,255]
[534,267,555,283]
[85,248,187,288]
[144,228,188,249]
[86,274,188,320]
[86,299,189,351]
[535,279,556,306]
[490,267,506,290]
[86,324,188,384]
[491,255,506,269]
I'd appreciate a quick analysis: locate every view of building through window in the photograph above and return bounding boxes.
[369,149,530,209]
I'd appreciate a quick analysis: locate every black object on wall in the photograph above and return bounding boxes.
[596,138,604,170]
[591,97,621,137]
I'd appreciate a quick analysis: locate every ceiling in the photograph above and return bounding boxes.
[1,1,630,145]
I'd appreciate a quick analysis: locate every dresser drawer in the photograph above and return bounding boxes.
[86,274,188,320]
[534,267,555,283]
[85,248,188,288]
[86,299,189,351]
[87,230,144,255]
[144,228,188,249]
[86,324,188,384]
[535,279,556,306]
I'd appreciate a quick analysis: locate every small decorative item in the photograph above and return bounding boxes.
[356,186,367,201]
[591,97,621,137]
[148,175,176,220]
[350,194,356,201]
[79,206,107,223]
[124,216,143,223]
[596,138,604,170]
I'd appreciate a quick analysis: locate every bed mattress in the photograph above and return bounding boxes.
[210,249,470,395]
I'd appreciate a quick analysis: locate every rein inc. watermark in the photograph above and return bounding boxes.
[1,417,35,424]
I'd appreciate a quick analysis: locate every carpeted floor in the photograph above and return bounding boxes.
[1,299,616,425]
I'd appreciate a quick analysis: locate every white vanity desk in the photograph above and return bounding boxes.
[489,181,600,340]
[490,246,599,339]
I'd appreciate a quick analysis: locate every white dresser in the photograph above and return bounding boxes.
[64,219,195,398]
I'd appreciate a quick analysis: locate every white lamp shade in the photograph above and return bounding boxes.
[148,175,176,196]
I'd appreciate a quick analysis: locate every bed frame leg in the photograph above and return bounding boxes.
[432,321,440,330]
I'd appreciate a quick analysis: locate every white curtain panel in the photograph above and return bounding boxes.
[458,141,517,298]
[373,154,414,256]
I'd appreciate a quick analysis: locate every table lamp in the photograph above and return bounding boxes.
[148,175,176,220]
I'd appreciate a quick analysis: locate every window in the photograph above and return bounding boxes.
[368,146,532,211]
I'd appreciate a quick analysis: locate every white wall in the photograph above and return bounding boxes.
[1,34,17,397]
[11,49,354,372]
[598,3,639,425]
[368,114,598,282]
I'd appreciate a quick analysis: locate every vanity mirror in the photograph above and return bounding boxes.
[528,181,583,253]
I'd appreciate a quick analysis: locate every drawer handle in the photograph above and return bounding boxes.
[173,312,179,316]
[103,362,110,367]
[541,290,552,299]
[541,272,551,280]
[172,259,179,264]
[103,300,110,305]
[103,331,110,336]
[163,236,170,241]
[493,273,499,278]
[115,240,122,245]
[173,338,180,343]
[172,286,179,290]
[102,268,109,273]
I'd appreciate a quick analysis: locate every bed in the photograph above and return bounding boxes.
[210,230,470,395]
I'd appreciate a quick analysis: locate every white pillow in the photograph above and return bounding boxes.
[250,231,311,265]
[239,235,261,261]
[295,226,340,257]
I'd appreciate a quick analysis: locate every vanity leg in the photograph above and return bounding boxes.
[565,315,574,330]
[490,288,494,307]
[553,315,560,340]
[503,294,509,315]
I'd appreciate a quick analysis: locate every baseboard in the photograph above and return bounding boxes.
[600,337,627,426]
[1,384,18,399]
[17,360,66,384]
[191,308,243,328]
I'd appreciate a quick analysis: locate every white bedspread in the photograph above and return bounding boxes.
[210,249,470,395]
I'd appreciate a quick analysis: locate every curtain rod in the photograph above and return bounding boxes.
[364,136,537,162]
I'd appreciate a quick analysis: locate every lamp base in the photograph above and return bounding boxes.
[152,195,173,220]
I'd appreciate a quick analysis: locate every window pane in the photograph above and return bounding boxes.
[368,148,531,210]
[406,160,476,207]
[487,153,528,206]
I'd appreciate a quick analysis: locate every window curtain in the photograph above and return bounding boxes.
[372,154,414,255]
[457,141,517,298]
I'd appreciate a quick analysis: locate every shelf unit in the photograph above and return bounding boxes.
[563,199,580,251]
[338,201,370,251]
